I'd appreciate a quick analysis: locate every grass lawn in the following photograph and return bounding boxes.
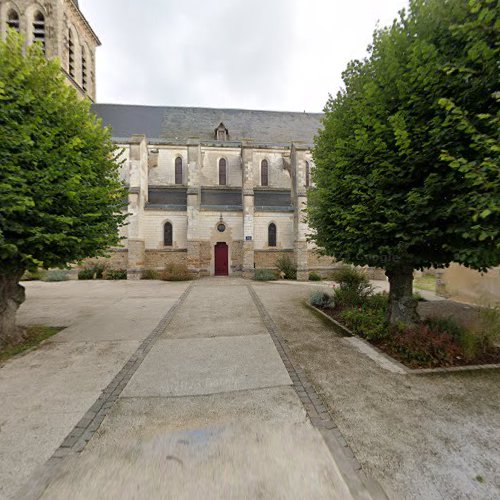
[414,274,436,292]
[0,326,64,364]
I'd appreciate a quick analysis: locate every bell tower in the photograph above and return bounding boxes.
[0,0,101,101]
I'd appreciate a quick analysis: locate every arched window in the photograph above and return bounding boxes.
[164,222,173,247]
[219,158,227,186]
[33,12,46,53]
[305,161,310,188]
[81,46,87,91]
[268,223,277,247]
[261,159,269,187]
[175,157,183,185]
[7,10,20,32]
[68,30,75,78]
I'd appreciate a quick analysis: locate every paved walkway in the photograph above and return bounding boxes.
[3,279,384,499]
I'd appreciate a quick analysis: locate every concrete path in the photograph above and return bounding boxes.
[0,281,190,500]
[7,278,383,500]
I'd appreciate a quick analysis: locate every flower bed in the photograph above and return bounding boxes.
[311,268,500,369]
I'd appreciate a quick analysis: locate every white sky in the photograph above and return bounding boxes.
[79,0,409,112]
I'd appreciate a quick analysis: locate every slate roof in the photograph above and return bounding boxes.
[91,104,323,146]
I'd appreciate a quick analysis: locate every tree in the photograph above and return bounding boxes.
[0,31,127,347]
[308,0,500,325]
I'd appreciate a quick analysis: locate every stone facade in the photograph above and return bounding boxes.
[0,0,99,100]
[90,128,326,280]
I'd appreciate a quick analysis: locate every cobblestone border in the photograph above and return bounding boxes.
[248,285,388,500]
[16,282,194,500]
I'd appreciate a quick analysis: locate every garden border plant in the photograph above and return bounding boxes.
[308,267,500,370]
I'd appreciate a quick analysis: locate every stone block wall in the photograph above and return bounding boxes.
[144,249,187,270]
[255,249,294,269]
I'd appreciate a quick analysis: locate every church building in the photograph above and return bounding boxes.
[1,0,336,279]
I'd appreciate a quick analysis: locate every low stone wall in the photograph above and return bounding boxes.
[255,249,294,269]
[144,249,187,270]
[438,264,500,305]
[80,250,128,271]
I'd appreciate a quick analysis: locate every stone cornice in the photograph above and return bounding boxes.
[66,0,101,46]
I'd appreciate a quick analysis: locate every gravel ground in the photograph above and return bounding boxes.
[253,282,500,500]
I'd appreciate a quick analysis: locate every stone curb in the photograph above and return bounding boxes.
[248,285,388,500]
[15,282,195,500]
[307,303,500,375]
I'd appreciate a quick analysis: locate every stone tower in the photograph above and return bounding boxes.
[0,0,100,101]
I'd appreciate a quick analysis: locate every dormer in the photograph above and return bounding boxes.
[215,122,228,141]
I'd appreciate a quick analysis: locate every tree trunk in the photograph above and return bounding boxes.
[386,266,419,326]
[0,270,26,349]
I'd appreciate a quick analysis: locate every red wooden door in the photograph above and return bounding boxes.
[214,243,229,276]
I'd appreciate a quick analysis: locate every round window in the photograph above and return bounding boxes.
[217,223,226,233]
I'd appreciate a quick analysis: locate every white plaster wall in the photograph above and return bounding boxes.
[148,147,188,186]
[142,212,188,249]
[199,149,242,187]
[116,144,130,184]
[252,150,291,189]
[254,213,294,250]
[197,212,244,241]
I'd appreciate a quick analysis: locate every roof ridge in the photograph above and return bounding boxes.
[93,103,324,116]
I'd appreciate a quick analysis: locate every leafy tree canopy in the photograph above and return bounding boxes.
[0,30,127,346]
[309,0,499,276]
[309,0,499,324]
[0,31,127,274]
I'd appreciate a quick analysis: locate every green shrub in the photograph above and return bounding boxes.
[141,269,161,280]
[424,317,466,341]
[335,267,370,290]
[105,269,127,280]
[424,316,478,360]
[22,269,45,281]
[333,267,373,307]
[364,292,389,311]
[309,290,333,308]
[275,255,297,280]
[254,269,278,281]
[339,307,387,340]
[78,268,95,280]
[41,270,70,282]
[309,272,322,281]
[93,263,107,279]
[162,263,192,281]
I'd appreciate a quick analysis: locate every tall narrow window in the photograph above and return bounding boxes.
[7,10,20,32]
[305,161,310,188]
[175,157,183,185]
[164,222,173,247]
[81,47,87,92]
[33,12,46,53]
[261,160,269,187]
[219,158,227,186]
[268,223,277,247]
[68,30,75,78]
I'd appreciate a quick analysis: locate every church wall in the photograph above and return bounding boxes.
[142,212,188,249]
[148,147,188,186]
[254,212,294,250]
[199,149,242,187]
[117,145,130,184]
[144,249,187,270]
[255,250,294,270]
[252,150,291,189]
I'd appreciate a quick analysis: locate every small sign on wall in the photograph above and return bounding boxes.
[245,236,253,241]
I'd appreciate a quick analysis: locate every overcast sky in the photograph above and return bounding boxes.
[79,0,409,112]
